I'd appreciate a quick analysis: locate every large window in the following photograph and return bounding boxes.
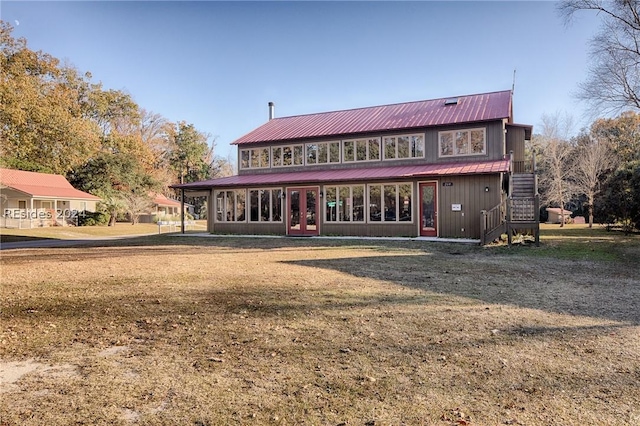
[439,128,486,157]
[324,185,365,222]
[383,134,424,160]
[272,144,304,167]
[368,183,412,222]
[343,138,380,162]
[215,190,246,222]
[239,148,270,169]
[307,141,341,165]
[249,188,283,222]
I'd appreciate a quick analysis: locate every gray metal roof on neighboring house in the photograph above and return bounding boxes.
[232,90,513,145]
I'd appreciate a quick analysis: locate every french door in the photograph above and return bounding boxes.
[287,187,319,236]
[419,182,437,237]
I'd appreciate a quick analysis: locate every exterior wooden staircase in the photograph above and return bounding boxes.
[507,172,540,245]
[481,153,540,245]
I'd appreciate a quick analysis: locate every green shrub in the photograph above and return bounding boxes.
[78,211,110,226]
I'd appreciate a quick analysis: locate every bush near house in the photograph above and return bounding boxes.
[77,211,110,226]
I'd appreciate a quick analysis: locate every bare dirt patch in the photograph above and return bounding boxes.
[0,232,638,425]
[0,359,77,393]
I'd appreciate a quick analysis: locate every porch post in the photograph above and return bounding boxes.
[29,198,34,229]
[181,188,185,234]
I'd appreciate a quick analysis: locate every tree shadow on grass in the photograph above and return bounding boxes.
[282,253,640,325]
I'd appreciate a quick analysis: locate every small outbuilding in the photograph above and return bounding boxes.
[546,207,573,224]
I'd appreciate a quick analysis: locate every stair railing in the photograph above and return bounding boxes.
[480,200,506,245]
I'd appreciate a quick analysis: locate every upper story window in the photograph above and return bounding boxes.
[383,134,424,160]
[343,138,380,163]
[439,128,486,157]
[272,144,304,168]
[306,141,341,165]
[240,148,270,169]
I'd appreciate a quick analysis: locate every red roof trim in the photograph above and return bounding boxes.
[233,90,512,145]
[174,159,509,190]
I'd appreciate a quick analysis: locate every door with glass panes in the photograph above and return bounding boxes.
[287,187,319,236]
[419,182,437,237]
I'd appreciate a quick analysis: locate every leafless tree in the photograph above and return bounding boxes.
[559,0,640,115]
[536,113,577,226]
[572,131,614,227]
[123,192,153,225]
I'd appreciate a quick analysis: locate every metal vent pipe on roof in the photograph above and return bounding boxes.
[268,102,275,120]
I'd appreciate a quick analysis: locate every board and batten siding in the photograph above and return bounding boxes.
[322,222,416,237]
[437,175,502,239]
[212,222,286,235]
[506,126,526,163]
[424,121,505,163]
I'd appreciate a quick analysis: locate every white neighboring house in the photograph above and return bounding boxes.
[0,168,100,228]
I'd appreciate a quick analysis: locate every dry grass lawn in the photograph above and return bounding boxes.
[0,226,638,425]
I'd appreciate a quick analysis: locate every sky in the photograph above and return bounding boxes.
[1,1,601,161]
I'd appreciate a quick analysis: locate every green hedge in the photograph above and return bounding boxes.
[77,211,110,226]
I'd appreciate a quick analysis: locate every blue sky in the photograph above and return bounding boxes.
[2,1,600,160]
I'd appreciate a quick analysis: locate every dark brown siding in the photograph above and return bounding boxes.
[208,176,504,240]
[506,126,526,163]
[436,175,502,239]
[213,222,286,235]
[425,120,505,163]
[323,223,416,237]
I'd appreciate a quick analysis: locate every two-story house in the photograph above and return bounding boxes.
[175,90,538,243]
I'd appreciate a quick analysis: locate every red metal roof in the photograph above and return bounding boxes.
[233,90,512,145]
[1,168,101,200]
[174,159,509,190]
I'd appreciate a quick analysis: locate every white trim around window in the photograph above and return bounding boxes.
[342,137,381,163]
[382,134,425,160]
[248,188,283,222]
[306,141,341,166]
[323,184,366,222]
[215,189,247,222]
[438,128,486,157]
[240,148,270,170]
[272,144,304,168]
[367,182,413,223]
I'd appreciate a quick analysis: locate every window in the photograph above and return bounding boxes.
[248,188,283,222]
[324,185,365,222]
[307,141,341,165]
[306,144,318,165]
[240,148,270,169]
[273,144,304,168]
[215,190,246,222]
[343,138,381,162]
[382,134,424,160]
[439,128,486,157]
[368,183,412,222]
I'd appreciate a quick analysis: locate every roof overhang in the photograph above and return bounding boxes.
[172,158,509,190]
